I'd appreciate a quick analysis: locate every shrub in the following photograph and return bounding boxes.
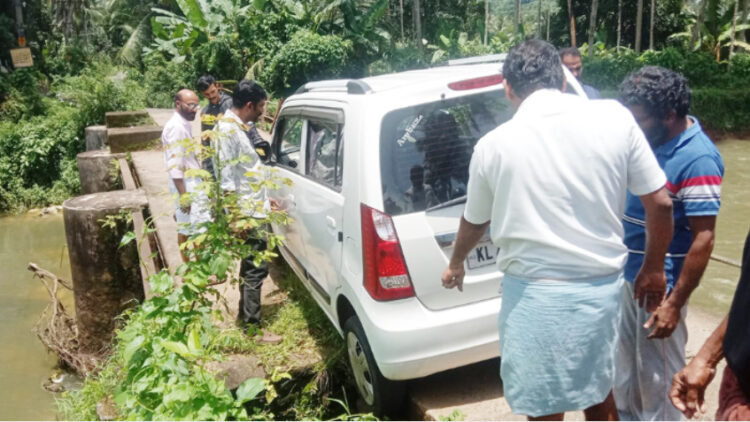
[0,69,47,120]
[261,31,354,97]
[0,60,149,213]
[191,36,246,81]
[141,55,195,108]
[582,48,750,91]
[692,88,750,134]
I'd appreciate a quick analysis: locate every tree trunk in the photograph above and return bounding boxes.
[635,0,643,53]
[691,0,708,48]
[588,0,598,57]
[547,7,551,41]
[649,0,655,50]
[514,0,522,36]
[617,0,623,51]
[412,0,422,49]
[740,0,748,42]
[537,0,543,38]
[399,0,404,41]
[485,0,490,45]
[567,0,577,46]
[730,0,740,58]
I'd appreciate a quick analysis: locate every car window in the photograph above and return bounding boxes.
[380,90,513,215]
[276,117,304,172]
[306,118,343,189]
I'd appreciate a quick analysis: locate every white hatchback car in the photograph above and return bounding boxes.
[268,56,586,416]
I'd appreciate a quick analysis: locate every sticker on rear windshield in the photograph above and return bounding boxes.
[397,115,423,147]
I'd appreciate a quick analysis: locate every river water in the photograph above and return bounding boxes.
[0,140,746,420]
[0,213,71,420]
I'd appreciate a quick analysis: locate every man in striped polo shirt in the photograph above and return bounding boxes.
[614,66,724,420]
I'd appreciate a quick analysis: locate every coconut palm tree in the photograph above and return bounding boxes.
[588,0,598,56]
[567,0,576,46]
[635,0,643,52]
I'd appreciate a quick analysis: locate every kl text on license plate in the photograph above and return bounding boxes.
[466,241,500,270]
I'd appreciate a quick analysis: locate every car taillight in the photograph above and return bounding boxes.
[448,74,504,91]
[360,204,415,301]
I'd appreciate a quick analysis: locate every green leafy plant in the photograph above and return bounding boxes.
[261,30,354,97]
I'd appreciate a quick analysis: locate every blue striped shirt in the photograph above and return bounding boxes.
[623,117,724,289]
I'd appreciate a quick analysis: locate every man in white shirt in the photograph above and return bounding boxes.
[213,80,280,344]
[161,89,209,258]
[441,39,674,420]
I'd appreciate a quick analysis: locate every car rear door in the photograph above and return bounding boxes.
[378,88,514,310]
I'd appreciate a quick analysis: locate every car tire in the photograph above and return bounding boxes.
[343,315,407,418]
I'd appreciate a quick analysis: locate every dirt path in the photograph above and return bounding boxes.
[409,306,725,421]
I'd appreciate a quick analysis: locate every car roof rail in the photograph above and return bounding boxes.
[346,80,372,95]
[294,79,373,95]
[447,54,507,66]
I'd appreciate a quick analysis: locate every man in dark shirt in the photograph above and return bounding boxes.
[670,228,750,420]
[197,75,233,130]
[197,75,233,176]
[559,47,601,99]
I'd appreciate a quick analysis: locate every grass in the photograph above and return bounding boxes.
[56,360,124,420]
[57,257,360,421]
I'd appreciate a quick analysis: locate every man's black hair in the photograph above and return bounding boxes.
[502,39,564,99]
[559,46,581,58]
[619,66,691,119]
[196,75,216,92]
[232,79,268,109]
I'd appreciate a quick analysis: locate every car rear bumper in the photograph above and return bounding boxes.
[356,294,501,380]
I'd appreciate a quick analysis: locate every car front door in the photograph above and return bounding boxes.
[271,107,346,308]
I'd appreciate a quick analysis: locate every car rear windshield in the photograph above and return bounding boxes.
[380,90,513,216]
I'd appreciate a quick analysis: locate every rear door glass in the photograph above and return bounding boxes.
[380,90,513,215]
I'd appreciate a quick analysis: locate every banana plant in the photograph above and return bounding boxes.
[146,0,251,62]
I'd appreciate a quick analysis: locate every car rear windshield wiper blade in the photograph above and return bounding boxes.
[425,195,467,213]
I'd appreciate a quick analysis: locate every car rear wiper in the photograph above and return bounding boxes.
[425,195,467,213]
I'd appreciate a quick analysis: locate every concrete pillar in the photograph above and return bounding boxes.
[85,125,108,151]
[63,190,148,355]
[105,110,152,128]
[107,126,163,153]
[76,150,125,194]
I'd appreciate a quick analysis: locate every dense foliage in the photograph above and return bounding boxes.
[0,61,148,212]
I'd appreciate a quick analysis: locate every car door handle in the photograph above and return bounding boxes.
[326,216,337,229]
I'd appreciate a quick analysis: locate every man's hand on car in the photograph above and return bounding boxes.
[442,264,465,292]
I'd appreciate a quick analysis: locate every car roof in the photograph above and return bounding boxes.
[360,63,503,94]
[291,62,505,99]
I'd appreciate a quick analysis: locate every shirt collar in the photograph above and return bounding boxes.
[223,108,245,126]
[514,89,567,118]
[655,116,702,156]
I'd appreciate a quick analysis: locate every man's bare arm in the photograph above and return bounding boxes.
[647,216,715,338]
[442,217,490,292]
[635,187,673,312]
[670,316,728,418]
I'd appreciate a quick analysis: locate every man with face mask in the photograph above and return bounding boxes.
[162,89,209,259]
[614,66,725,421]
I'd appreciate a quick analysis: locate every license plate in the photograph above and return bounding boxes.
[466,241,500,270]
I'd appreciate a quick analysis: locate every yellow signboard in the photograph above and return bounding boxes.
[10,47,33,68]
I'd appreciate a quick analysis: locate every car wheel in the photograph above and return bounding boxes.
[343,315,406,417]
